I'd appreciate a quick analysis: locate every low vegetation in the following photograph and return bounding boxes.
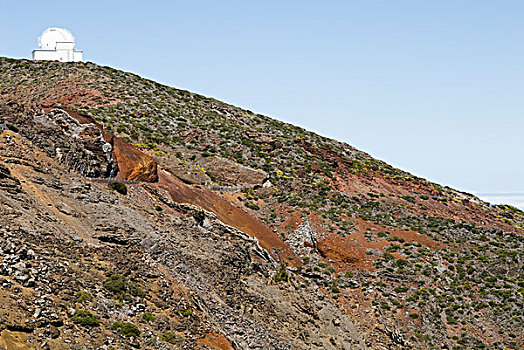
[0,57,522,350]
[70,309,100,327]
[110,321,140,337]
[108,180,127,195]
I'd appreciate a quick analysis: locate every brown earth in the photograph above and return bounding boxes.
[112,136,158,182]
[0,330,31,350]
[0,58,522,350]
[156,169,297,265]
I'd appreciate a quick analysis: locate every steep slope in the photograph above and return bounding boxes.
[0,57,522,350]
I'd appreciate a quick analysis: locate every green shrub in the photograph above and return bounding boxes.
[182,310,193,317]
[394,259,409,268]
[161,331,181,344]
[108,180,127,195]
[273,263,290,283]
[104,274,127,295]
[110,321,140,337]
[76,290,93,303]
[382,252,394,261]
[129,282,146,297]
[103,274,146,301]
[142,312,156,322]
[193,210,206,225]
[394,286,409,293]
[244,202,260,210]
[325,266,336,274]
[71,309,100,327]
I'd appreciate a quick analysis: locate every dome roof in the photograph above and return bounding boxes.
[38,28,75,49]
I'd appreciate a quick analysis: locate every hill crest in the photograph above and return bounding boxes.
[0,57,522,349]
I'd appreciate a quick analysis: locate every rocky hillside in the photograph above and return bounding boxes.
[0,57,522,350]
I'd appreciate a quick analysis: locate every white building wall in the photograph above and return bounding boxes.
[57,49,71,62]
[32,50,60,61]
[33,48,83,62]
[72,51,83,62]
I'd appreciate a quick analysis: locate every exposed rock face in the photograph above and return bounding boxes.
[0,129,366,349]
[29,107,159,182]
[157,169,294,263]
[111,136,158,182]
[158,154,267,187]
[0,58,522,350]
[32,108,117,178]
[197,156,268,186]
[159,153,211,185]
[0,160,21,193]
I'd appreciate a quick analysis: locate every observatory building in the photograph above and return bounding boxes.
[32,28,83,62]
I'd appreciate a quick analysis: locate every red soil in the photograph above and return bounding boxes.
[44,89,120,108]
[196,331,233,350]
[156,169,297,265]
[111,136,157,182]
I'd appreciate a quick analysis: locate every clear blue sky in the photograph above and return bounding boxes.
[1,1,523,199]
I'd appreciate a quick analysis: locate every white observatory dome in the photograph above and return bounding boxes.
[38,28,75,49]
[33,27,83,62]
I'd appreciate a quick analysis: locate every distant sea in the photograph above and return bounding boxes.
[474,192,524,210]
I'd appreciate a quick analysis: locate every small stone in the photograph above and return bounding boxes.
[14,274,28,282]
[13,261,26,272]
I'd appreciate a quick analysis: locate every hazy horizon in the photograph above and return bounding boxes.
[474,192,524,210]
